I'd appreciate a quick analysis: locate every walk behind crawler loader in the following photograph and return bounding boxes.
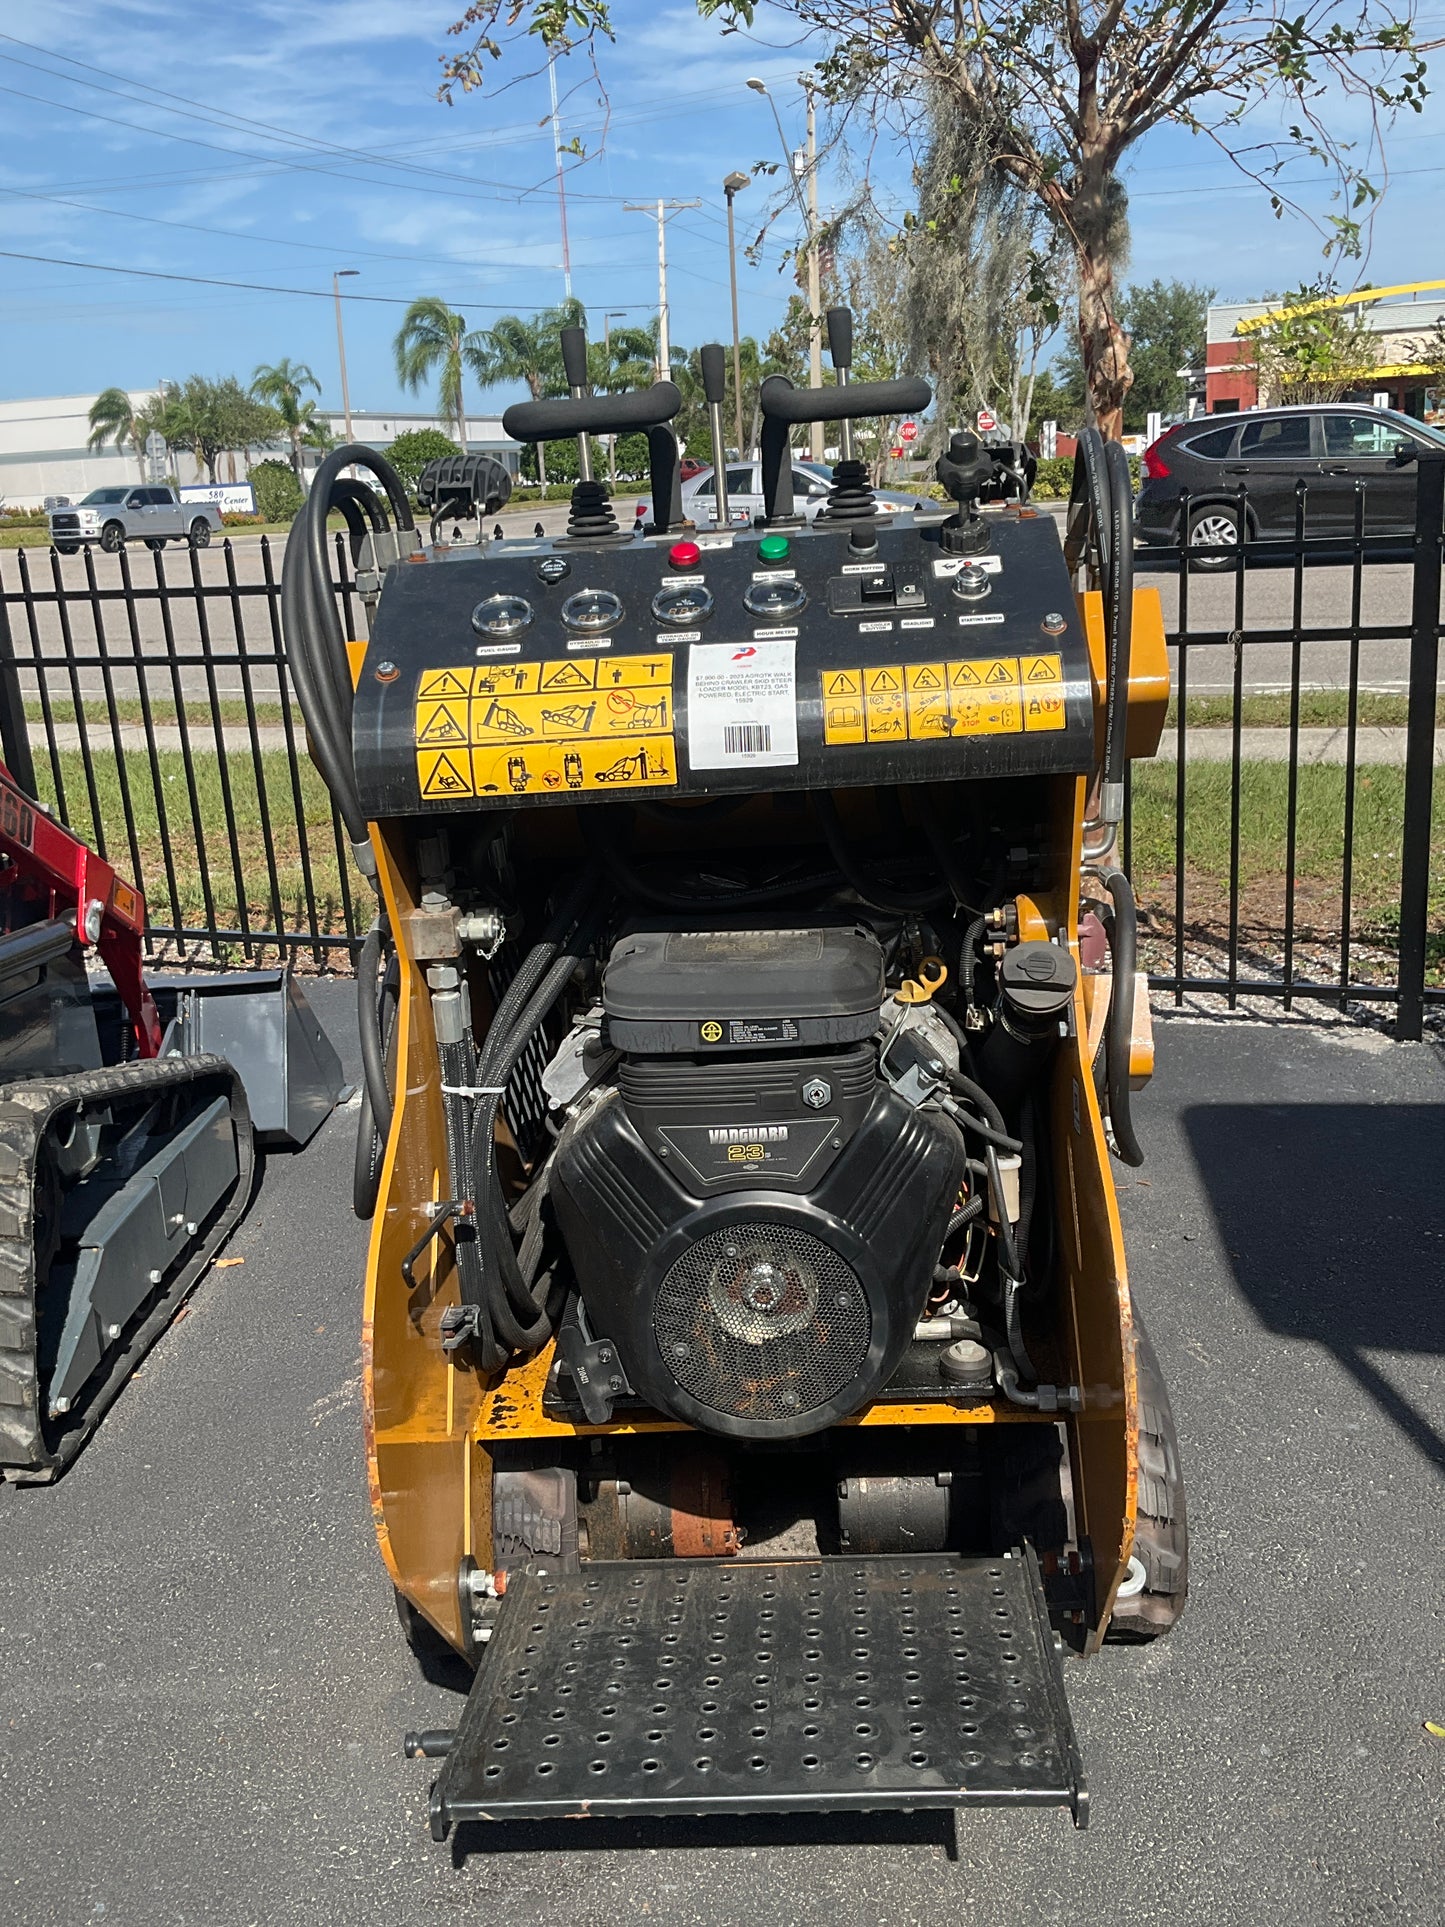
[282,311,1183,1837]
[0,757,343,1480]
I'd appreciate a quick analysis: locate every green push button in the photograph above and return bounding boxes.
[757,533,791,563]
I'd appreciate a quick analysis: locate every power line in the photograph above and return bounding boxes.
[0,246,655,310]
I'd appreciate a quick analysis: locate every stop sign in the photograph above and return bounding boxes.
[899,420,918,444]
[977,407,997,434]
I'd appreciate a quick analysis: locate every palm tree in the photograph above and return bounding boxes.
[393,297,490,448]
[87,387,148,481]
[588,321,656,485]
[470,296,587,487]
[251,358,321,476]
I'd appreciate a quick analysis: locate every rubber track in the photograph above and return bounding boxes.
[0,1054,253,1482]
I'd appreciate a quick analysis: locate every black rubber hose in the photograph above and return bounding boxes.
[1103,869,1146,1166]
[357,920,394,1146]
[353,926,399,1220]
[1065,425,1113,586]
[911,790,979,908]
[945,1068,1008,1137]
[582,806,840,911]
[813,792,949,914]
[1102,438,1135,801]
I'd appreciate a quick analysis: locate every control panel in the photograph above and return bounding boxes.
[352,506,1095,818]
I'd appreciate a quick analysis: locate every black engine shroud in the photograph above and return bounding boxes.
[549,925,965,1440]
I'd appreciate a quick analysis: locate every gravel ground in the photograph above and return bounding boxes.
[0,987,1442,1926]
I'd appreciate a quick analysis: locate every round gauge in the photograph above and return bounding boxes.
[561,587,624,633]
[742,579,808,620]
[651,583,715,627]
[470,593,534,638]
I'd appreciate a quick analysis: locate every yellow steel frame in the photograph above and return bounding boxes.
[357,591,1170,1654]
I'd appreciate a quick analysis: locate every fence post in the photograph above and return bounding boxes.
[1396,450,1444,1041]
[0,576,37,798]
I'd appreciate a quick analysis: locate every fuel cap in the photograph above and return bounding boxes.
[998,942,1077,1023]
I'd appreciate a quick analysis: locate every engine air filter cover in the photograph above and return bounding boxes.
[603,925,884,1055]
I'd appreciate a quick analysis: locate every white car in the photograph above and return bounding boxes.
[636,459,930,528]
[48,486,223,555]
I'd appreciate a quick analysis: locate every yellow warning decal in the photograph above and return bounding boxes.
[470,736,676,797]
[949,656,1021,689]
[1023,684,1067,732]
[823,657,1063,744]
[470,688,673,744]
[472,662,540,695]
[417,749,476,799]
[415,699,470,746]
[417,668,471,701]
[415,656,678,799]
[1020,653,1063,684]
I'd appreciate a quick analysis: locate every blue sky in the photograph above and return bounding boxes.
[3,0,1445,415]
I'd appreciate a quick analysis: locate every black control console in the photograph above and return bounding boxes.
[351,308,1094,819]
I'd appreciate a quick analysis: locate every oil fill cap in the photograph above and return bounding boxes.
[999,942,1077,1023]
[757,533,791,562]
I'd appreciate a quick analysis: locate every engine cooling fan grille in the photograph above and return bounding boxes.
[653,1221,870,1423]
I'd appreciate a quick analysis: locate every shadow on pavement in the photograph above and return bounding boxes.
[1184,1101,1445,1469]
[448,1807,959,1866]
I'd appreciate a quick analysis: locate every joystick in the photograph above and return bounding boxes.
[935,431,994,555]
[559,325,619,540]
[819,307,880,539]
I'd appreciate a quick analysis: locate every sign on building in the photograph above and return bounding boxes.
[145,430,168,484]
[179,482,257,515]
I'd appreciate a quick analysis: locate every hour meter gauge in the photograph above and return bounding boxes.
[742,579,808,620]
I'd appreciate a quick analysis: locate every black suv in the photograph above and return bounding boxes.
[1135,404,1445,566]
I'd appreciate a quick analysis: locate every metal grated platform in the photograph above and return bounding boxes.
[426,1549,1087,1836]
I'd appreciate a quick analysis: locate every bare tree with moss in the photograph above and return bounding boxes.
[438,0,1433,440]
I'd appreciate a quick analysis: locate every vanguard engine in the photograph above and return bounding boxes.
[282,310,1188,1841]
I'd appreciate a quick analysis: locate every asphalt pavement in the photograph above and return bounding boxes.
[1,986,1441,1926]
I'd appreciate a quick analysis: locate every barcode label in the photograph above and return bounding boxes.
[723,722,772,756]
[687,640,798,771]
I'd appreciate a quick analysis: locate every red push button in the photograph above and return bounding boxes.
[667,540,701,570]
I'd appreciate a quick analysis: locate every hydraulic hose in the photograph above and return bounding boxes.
[1100,438,1135,824]
[1102,868,1146,1167]
[279,442,412,855]
[582,805,841,911]
[353,920,399,1220]
[813,792,949,915]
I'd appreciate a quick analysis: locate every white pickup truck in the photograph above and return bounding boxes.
[48,486,224,555]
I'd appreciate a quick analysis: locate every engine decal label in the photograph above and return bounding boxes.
[687,640,799,770]
[821,655,1068,745]
[932,554,1004,577]
[414,656,677,797]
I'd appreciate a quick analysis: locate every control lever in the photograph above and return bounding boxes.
[758,369,930,523]
[560,326,593,484]
[699,343,730,529]
[826,307,854,464]
[935,431,994,555]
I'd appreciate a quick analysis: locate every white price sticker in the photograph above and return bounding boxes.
[687,640,799,770]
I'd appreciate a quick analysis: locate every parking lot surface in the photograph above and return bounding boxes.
[1,990,1442,1926]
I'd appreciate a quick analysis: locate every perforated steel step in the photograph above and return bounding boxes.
[425,1549,1087,1835]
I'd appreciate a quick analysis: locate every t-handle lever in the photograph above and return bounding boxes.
[559,325,593,482]
[826,307,855,462]
[699,343,730,529]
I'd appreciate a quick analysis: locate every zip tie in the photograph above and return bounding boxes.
[441,1084,507,1098]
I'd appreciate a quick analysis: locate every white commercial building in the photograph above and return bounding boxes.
[0,395,521,509]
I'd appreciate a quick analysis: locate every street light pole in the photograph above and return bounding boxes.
[746,78,823,460]
[333,269,358,446]
[803,87,823,462]
[724,172,750,458]
[604,310,626,488]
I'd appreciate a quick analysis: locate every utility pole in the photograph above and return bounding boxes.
[548,54,572,299]
[625,200,700,385]
[333,269,358,447]
[604,309,626,488]
[724,172,750,457]
[804,87,823,462]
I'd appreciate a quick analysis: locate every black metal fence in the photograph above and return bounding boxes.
[0,481,1439,1032]
[0,533,362,965]
[1122,450,1443,1039]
